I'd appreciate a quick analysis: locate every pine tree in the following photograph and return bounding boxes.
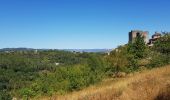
[128,34,147,59]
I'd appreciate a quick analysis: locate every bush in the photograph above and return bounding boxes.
[19,88,35,99]
[0,90,12,100]
[148,52,169,68]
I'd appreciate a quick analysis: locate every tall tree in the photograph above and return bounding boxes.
[107,46,129,75]
[128,34,147,59]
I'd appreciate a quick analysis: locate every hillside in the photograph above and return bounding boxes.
[44,65,170,100]
[1,34,169,99]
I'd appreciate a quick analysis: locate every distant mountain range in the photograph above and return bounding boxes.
[62,49,112,53]
[0,48,112,53]
[0,48,34,51]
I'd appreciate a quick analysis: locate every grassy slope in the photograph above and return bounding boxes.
[41,65,170,100]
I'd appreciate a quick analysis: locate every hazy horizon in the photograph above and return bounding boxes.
[0,47,112,50]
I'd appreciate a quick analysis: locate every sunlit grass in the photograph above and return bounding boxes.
[41,65,170,100]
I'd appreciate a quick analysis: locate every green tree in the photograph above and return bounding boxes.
[128,34,147,59]
[153,33,170,55]
[107,46,129,75]
[150,33,170,67]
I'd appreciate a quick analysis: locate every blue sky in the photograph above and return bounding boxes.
[0,0,170,49]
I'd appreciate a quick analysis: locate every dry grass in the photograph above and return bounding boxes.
[155,83,170,100]
[40,65,170,100]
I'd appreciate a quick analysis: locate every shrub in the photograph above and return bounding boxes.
[148,52,169,68]
[0,90,12,100]
[19,88,35,99]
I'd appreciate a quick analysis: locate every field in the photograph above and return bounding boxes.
[42,65,170,100]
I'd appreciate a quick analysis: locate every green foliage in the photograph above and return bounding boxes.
[149,33,170,68]
[87,55,105,82]
[106,33,169,74]
[106,43,145,76]
[148,52,168,68]
[128,34,147,59]
[0,90,12,100]
[106,46,129,75]
[0,50,106,98]
[153,33,170,55]
[19,88,35,99]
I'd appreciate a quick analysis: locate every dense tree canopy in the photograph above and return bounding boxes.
[0,50,106,99]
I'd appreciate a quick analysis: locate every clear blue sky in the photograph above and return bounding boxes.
[0,0,170,49]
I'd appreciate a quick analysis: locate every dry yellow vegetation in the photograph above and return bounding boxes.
[42,65,170,100]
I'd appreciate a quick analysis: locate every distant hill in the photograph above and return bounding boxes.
[0,48,112,53]
[0,48,34,52]
[62,49,112,53]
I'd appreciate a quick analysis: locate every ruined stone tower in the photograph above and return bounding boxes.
[129,30,149,44]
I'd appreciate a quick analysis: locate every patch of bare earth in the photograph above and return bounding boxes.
[41,65,170,100]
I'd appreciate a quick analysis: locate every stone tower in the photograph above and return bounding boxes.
[129,30,149,44]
